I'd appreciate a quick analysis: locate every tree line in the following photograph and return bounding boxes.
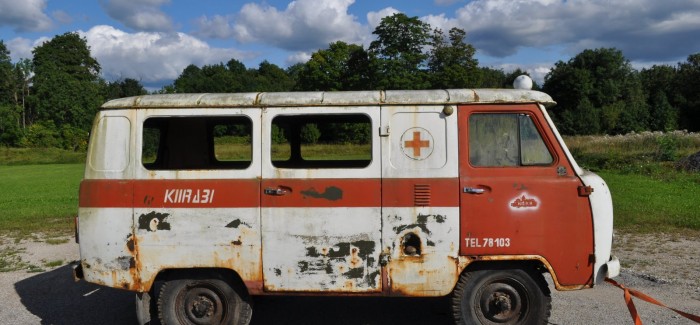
[1,13,699,149]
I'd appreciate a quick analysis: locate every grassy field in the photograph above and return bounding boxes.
[0,131,698,236]
[0,164,83,236]
[600,171,700,232]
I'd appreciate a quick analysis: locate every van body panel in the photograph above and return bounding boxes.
[77,90,613,300]
[457,104,594,286]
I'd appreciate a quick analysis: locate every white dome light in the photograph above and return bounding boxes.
[513,75,533,90]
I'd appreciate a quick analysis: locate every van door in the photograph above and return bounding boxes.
[379,104,461,296]
[132,110,263,289]
[458,104,594,286]
[260,107,382,292]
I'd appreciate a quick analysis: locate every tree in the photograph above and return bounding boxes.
[32,32,103,131]
[427,27,479,89]
[369,13,431,90]
[543,48,647,135]
[250,61,295,91]
[0,41,13,103]
[504,69,540,90]
[12,59,33,129]
[675,53,700,131]
[296,41,371,91]
[640,65,678,131]
[173,64,205,93]
[104,78,147,101]
[476,67,508,88]
[0,41,23,146]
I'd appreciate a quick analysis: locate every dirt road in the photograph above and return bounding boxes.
[1,232,699,324]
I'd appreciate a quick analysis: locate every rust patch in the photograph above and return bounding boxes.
[231,238,242,245]
[300,186,343,201]
[137,211,171,232]
[125,233,135,252]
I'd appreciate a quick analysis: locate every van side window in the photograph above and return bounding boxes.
[469,113,553,167]
[142,116,252,170]
[271,114,371,168]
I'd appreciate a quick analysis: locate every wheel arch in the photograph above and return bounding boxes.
[458,255,588,291]
[150,267,251,300]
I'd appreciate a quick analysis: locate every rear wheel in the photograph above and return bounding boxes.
[452,268,550,325]
[158,276,252,325]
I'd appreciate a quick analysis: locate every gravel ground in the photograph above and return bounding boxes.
[1,232,699,325]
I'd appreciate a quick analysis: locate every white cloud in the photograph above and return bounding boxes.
[421,13,459,33]
[286,51,311,66]
[194,15,236,39]
[366,7,400,31]
[0,0,52,32]
[100,0,174,32]
[6,37,48,61]
[80,25,249,84]
[449,0,700,62]
[196,0,368,51]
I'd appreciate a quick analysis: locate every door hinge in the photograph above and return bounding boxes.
[379,125,390,137]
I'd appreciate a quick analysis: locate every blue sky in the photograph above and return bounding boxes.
[1,0,699,89]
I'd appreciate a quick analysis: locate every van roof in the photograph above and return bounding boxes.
[101,89,556,109]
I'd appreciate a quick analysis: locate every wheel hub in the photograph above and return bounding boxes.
[181,286,224,324]
[191,296,215,318]
[493,292,512,313]
[478,282,525,323]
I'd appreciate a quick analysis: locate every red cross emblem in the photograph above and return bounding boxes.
[404,131,430,157]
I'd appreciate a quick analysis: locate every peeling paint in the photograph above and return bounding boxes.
[300,186,343,201]
[225,219,250,229]
[115,256,135,270]
[137,211,171,231]
[393,213,448,235]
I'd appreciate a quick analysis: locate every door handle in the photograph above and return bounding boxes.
[463,187,485,194]
[264,187,289,196]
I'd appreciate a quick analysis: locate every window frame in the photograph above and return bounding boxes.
[269,113,374,170]
[140,115,254,171]
[467,112,555,168]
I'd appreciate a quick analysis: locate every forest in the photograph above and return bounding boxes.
[0,13,699,149]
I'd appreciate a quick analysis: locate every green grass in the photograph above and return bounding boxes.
[0,164,83,236]
[43,259,64,268]
[600,170,700,232]
[0,147,85,165]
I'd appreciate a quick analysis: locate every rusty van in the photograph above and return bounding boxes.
[74,77,620,325]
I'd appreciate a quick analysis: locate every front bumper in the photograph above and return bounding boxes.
[596,255,620,284]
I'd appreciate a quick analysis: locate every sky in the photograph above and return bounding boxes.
[1,0,699,89]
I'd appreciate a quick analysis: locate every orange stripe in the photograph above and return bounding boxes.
[80,179,260,208]
[261,179,380,207]
[80,178,460,208]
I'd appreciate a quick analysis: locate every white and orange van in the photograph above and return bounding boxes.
[75,77,620,325]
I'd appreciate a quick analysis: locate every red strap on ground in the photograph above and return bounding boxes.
[605,278,700,324]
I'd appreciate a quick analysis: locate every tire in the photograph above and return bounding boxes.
[158,276,252,325]
[452,268,551,325]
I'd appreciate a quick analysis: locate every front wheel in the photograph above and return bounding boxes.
[158,276,252,325]
[452,268,551,325]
